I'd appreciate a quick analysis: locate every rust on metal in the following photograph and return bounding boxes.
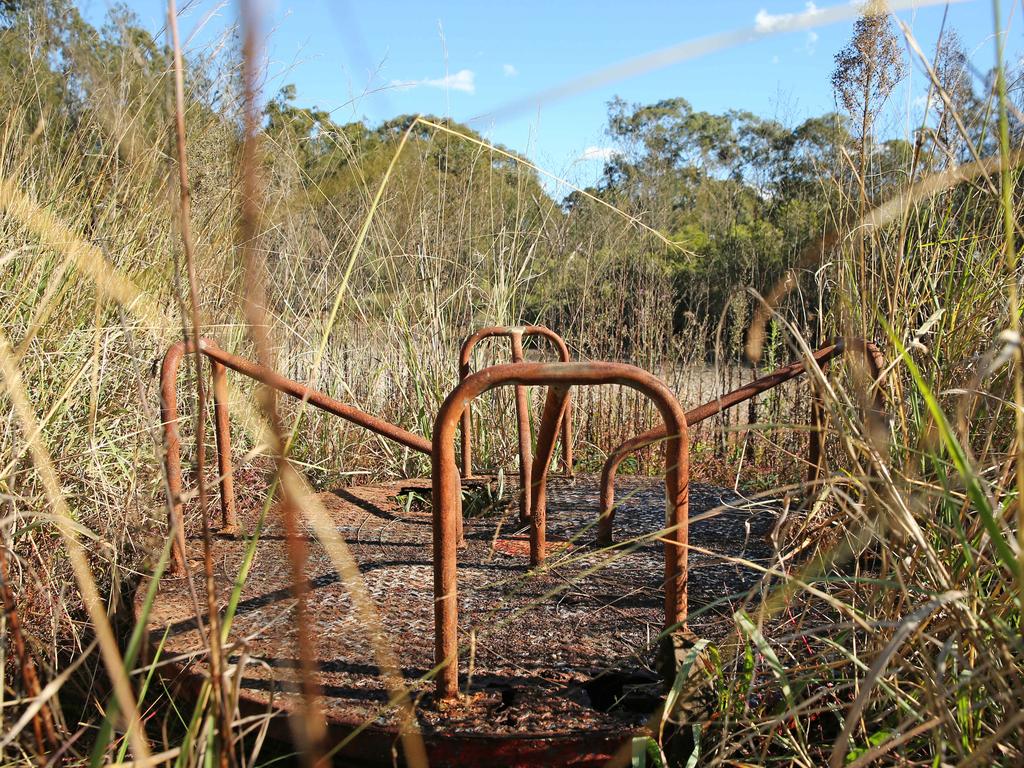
[150,328,857,760]
[508,331,535,523]
[210,358,237,534]
[432,361,690,701]
[597,338,887,545]
[160,338,432,575]
[160,340,189,576]
[197,339,432,454]
[528,384,571,565]
[458,328,575,514]
[0,539,57,756]
[141,475,780,766]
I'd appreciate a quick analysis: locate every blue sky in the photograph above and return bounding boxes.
[84,1,1011,191]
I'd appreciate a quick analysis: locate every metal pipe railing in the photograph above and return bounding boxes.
[459,326,574,523]
[431,361,689,700]
[596,338,886,545]
[160,338,431,576]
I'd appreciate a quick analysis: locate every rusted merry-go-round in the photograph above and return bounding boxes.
[137,326,885,767]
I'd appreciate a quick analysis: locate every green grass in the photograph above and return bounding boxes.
[1,1,1023,766]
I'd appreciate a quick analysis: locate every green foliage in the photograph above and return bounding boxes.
[4,2,1024,767]
[263,85,553,239]
[630,736,667,767]
[567,98,861,338]
[395,480,509,519]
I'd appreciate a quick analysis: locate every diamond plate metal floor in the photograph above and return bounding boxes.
[137,474,787,766]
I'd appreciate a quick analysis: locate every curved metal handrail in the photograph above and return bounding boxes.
[596,337,886,545]
[160,338,431,575]
[459,325,574,524]
[431,361,689,700]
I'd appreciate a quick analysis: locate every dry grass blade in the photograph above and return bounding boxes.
[0,639,97,755]
[842,716,941,768]
[105,748,183,768]
[0,330,151,762]
[2,0,1023,764]
[480,0,958,122]
[828,591,965,768]
[747,148,1024,361]
[167,1,232,763]
[989,0,1024,599]
[236,2,329,763]
[280,465,429,768]
[0,178,172,334]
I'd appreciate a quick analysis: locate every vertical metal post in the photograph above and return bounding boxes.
[808,377,826,484]
[598,341,891,543]
[432,411,463,700]
[458,326,574,480]
[160,342,188,576]
[528,385,570,565]
[433,362,691,701]
[210,357,237,534]
[459,356,474,479]
[510,331,533,523]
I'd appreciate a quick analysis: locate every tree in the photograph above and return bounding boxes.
[569,97,849,339]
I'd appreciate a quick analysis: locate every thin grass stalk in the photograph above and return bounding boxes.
[0,329,152,762]
[166,4,232,764]
[88,522,176,766]
[273,118,431,766]
[237,3,328,764]
[990,0,1024,595]
[748,147,1024,361]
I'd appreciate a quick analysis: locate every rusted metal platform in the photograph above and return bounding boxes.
[137,474,784,767]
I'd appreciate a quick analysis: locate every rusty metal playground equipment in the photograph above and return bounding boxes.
[152,326,886,763]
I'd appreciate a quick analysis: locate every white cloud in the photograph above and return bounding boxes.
[503,63,518,77]
[579,146,618,162]
[805,30,819,54]
[754,2,823,34]
[771,54,781,65]
[391,68,476,94]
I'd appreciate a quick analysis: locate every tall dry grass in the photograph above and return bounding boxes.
[0,1,1022,767]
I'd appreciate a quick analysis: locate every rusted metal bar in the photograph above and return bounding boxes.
[433,361,689,701]
[198,341,432,455]
[529,385,571,565]
[510,332,534,523]
[210,358,237,534]
[0,539,57,759]
[597,338,886,545]
[845,337,889,448]
[161,341,189,577]
[160,338,432,576]
[458,326,574,483]
[808,376,826,484]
